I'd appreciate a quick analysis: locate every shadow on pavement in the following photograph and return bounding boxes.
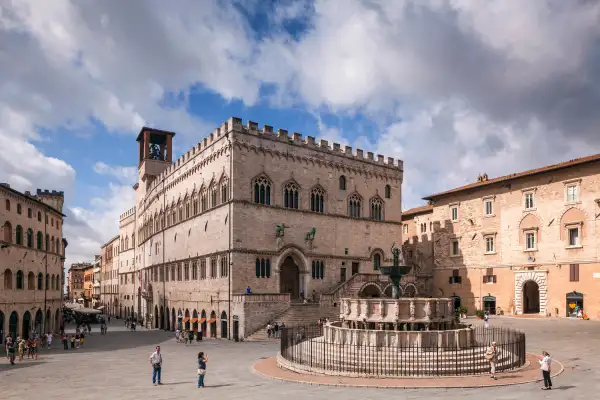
[0,360,47,372]
[36,330,174,355]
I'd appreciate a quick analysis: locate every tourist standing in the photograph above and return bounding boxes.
[62,333,68,350]
[246,286,252,294]
[149,345,163,386]
[266,323,272,338]
[540,351,552,390]
[485,342,498,380]
[197,352,208,388]
[483,312,489,329]
[46,332,53,349]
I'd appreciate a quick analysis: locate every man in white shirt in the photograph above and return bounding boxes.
[46,333,53,349]
[149,345,163,385]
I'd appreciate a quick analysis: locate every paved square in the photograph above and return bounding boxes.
[1,317,598,399]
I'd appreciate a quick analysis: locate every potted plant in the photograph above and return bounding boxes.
[459,306,468,319]
[475,309,485,319]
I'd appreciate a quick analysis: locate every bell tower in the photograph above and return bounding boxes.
[136,126,176,182]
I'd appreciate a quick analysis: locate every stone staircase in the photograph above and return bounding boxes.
[245,304,339,341]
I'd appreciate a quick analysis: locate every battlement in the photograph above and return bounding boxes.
[36,189,65,197]
[119,206,136,221]
[229,117,403,170]
[145,116,403,196]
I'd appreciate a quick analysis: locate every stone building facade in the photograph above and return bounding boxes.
[100,235,119,317]
[112,118,404,339]
[412,154,600,319]
[401,204,435,297]
[0,184,66,339]
[118,207,137,319]
[67,263,88,302]
[92,255,101,304]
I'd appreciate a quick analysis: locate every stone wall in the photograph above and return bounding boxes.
[231,294,290,339]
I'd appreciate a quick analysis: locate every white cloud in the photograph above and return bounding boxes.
[92,162,137,185]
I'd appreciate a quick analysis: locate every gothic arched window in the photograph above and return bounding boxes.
[15,225,23,245]
[373,253,381,270]
[370,197,383,221]
[201,188,208,212]
[26,228,33,248]
[16,270,24,290]
[339,175,346,190]
[253,176,271,205]
[310,186,325,213]
[348,194,361,218]
[385,184,391,199]
[37,231,43,249]
[283,182,299,209]
[210,184,218,207]
[221,176,229,203]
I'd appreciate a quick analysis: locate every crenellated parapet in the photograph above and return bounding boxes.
[228,117,403,171]
[119,206,136,221]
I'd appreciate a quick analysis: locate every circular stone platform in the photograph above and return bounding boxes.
[253,354,564,389]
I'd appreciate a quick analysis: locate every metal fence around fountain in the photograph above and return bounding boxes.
[279,324,527,377]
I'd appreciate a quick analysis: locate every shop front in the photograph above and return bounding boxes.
[566,291,584,317]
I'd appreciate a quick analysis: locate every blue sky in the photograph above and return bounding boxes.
[2,0,600,266]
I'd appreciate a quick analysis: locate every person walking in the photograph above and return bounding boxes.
[197,352,208,388]
[539,351,552,390]
[62,333,68,350]
[149,345,163,386]
[485,341,498,380]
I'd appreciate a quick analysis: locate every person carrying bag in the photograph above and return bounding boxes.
[197,352,208,388]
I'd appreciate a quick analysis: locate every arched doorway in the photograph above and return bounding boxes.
[0,311,4,340]
[9,311,18,338]
[184,309,190,331]
[201,310,207,337]
[220,311,228,339]
[171,308,176,331]
[359,284,382,298]
[209,311,217,338]
[192,310,198,336]
[450,296,461,311]
[34,309,43,334]
[383,284,393,298]
[119,305,122,318]
[566,291,584,317]
[279,256,300,299]
[154,305,159,328]
[22,311,31,339]
[523,281,540,314]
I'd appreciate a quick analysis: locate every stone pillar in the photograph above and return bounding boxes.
[143,131,150,159]
[166,134,173,162]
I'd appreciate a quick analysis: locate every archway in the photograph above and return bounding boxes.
[279,256,300,299]
[209,311,217,338]
[192,310,198,336]
[220,311,228,339]
[9,311,18,338]
[523,281,540,314]
[22,311,31,339]
[154,305,159,329]
[359,283,382,298]
[201,310,207,337]
[184,309,190,331]
[171,308,176,332]
[450,296,461,311]
[383,284,395,298]
[34,309,43,334]
[0,311,4,339]
[402,284,417,298]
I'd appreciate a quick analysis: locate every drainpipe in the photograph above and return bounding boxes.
[227,131,233,340]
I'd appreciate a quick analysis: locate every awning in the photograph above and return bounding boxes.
[74,308,101,314]
[199,317,206,323]
[208,318,216,323]
[183,317,190,323]
[190,318,198,323]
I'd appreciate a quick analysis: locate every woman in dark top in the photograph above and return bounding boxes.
[197,352,208,388]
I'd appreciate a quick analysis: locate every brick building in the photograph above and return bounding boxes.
[107,118,411,339]
[404,154,600,319]
[67,262,90,303]
[100,236,119,316]
[0,184,67,339]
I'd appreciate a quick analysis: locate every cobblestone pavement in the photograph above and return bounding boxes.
[1,317,597,399]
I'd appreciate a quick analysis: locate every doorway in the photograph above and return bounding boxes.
[22,311,31,339]
[340,267,347,283]
[279,256,300,299]
[9,311,18,338]
[451,296,461,311]
[565,291,584,317]
[351,262,359,275]
[220,311,228,339]
[483,296,496,315]
[233,319,239,342]
[523,281,540,313]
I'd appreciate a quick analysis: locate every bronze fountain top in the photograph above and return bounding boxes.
[378,244,412,299]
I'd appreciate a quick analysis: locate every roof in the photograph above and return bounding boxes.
[401,204,433,219]
[0,184,66,216]
[100,234,120,249]
[423,152,600,201]
[135,126,176,142]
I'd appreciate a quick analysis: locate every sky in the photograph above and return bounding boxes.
[2,0,600,269]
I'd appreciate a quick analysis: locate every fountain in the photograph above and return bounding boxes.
[277,246,527,378]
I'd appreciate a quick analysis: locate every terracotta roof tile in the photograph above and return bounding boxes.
[402,204,433,218]
[423,152,600,201]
